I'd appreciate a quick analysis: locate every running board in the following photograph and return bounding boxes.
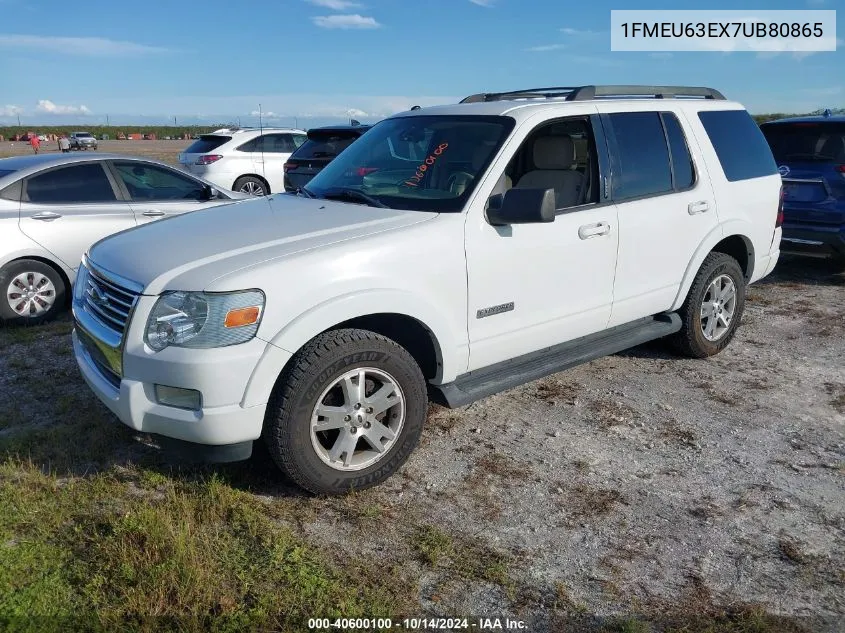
[431,313,681,409]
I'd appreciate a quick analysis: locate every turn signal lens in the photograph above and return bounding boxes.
[224,306,260,328]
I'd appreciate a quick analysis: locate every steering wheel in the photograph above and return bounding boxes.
[446,171,475,196]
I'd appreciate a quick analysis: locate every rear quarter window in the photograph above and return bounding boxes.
[698,110,778,182]
[184,135,231,153]
[293,135,359,160]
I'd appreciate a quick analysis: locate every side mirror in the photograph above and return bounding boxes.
[486,188,556,226]
[201,184,219,200]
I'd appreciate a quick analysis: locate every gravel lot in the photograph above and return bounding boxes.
[0,188,842,629]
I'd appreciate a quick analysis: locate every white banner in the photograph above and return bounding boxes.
[610,10,837,52]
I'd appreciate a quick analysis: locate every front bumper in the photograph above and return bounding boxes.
[73,329,269,457]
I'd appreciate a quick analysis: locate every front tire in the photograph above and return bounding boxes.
[670,252,746,358]
[264,328,427,495]
[0,259,66,325]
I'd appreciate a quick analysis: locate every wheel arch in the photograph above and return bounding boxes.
[233,173,271,194]
[241,291,465,409]
[1,253,74,308]
[670,221,755,312]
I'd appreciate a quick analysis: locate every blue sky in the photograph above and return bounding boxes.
[0,0,842,127]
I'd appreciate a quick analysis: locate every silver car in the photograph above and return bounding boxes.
[0,153,249,324]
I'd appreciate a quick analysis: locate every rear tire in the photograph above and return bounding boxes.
[0,259,66,325]
[263,328,427,495]
[234,176,268,197]
[670,252,746,358]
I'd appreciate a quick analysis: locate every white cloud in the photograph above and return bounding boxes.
[312,14,381,29]
[525,43,566,52]
[0,34,172,56]
[560,28,600,37]
[36,99,91,115]
[346,108,368,117]
[307,0,362,8]
[1,104,23,116]
[251,110,278,117]
[469,0,495,6]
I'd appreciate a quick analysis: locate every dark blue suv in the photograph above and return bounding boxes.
[760,113,845,264]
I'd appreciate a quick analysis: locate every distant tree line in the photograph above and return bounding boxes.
[0,124,229,139]
[1,108,842,139]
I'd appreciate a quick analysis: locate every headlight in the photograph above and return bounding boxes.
[145,290,264,351]
[73,264,89,302]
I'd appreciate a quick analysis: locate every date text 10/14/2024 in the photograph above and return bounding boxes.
[307,617,528,630]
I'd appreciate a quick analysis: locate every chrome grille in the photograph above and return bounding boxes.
[81,265,139,336]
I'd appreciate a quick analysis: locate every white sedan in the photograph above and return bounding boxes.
[0,153,250,324]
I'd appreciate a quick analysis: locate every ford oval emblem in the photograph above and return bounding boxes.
[778,165,790,176]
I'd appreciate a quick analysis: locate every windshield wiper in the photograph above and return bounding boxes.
[320,188,388,209]
[296,186,316,199]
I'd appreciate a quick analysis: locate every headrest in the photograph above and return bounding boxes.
[533,135,575,170]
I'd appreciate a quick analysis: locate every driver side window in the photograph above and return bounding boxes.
[502,116,600,211]
[112,162,206,202]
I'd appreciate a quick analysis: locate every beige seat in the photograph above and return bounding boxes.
[515,136,584,208]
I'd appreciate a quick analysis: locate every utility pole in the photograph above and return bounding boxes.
[174,116,177,127]
[106,114,110,126]
[17,113,21,127]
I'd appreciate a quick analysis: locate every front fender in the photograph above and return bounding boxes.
[669,219,753,312]
[241,289,466,409]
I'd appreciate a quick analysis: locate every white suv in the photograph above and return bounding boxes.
[73,85,782,495]
[178,127,307,196]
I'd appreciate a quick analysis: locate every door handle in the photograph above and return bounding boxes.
[142,210,166,217]
[31,211,62,221]
[688,200,710,215]
[578,221,611,240]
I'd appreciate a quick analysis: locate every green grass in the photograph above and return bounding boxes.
[0,462,415,632]
[410,524,513,591]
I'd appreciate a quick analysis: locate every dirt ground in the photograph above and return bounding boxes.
[0,248,843,630]
[0,139,189,164]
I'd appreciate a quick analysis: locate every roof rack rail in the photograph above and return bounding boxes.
[459,85,726,104]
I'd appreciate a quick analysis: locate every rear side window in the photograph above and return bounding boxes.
[0,179,22,201]
[761,121,845,164]
[185,135,231,154]
[292,133,360,160]
[661,112,695,189]
[698,110,778,181]
[607,112,672,200]
[238,134,297,153]
[24,164,117,203]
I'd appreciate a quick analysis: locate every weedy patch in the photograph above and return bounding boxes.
[410,524,515,593]
[561,483,627,524]
[660,418,698,448]
[534,378,581,405]
[426,404,463,434]
[778,536,808,565]
[587,400,641,428]
[688,496,725,521]
[823,382,845,414]
[472,453,532,481]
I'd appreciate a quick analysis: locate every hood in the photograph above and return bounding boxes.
[88,194,437,294]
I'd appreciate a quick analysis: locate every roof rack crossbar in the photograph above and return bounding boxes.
[460,85,726,104]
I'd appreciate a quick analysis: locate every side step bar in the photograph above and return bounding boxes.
[431,313,681,409]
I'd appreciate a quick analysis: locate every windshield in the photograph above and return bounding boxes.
[762,122,845,163]
[75,133,92,138]
[303,115,515,212]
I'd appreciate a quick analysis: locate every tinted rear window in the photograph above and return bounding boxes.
[184,135,231,154]
[292,134,359,160]
[761,121,845,164]
[607,111,673,200]
[698,110,778,182]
